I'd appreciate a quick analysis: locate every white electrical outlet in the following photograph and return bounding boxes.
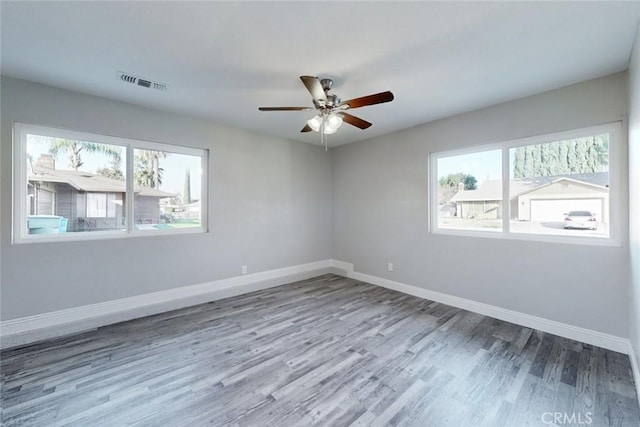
[242,265,248,275]
[388,262,394,272]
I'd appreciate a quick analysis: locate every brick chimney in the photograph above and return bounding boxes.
[36,154,55,169]
[458,182,464,192]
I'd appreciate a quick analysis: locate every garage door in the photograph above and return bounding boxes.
[530,199,602,222]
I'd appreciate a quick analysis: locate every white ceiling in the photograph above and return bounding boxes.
[2,1,640,147]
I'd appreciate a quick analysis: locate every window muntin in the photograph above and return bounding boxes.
[14,124,208,243]
[430,123,620,244]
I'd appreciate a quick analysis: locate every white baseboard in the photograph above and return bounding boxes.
[629,342,640,407]
[1,258,630,357]
[1,259,339,349]
[335,261,630,354]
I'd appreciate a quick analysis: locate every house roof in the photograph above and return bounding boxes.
[450,172,608,202]
[29,166,175,198]
[450,180,504,202]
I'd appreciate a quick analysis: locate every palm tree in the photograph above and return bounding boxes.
[49,138,121,171]
[135,150,167,189]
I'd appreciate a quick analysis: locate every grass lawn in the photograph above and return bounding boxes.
[167,222,200,228]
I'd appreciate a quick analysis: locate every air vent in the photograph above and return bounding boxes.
[119,72,168,91]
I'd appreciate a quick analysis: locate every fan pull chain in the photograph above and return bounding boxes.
[320,116,328,151]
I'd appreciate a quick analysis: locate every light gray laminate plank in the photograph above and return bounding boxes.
[2,274,639,426]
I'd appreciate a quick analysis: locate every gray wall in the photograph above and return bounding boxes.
[0,76,333,320]
[1,72,633,343]
[629,25,640,370]
[332,72,629,337]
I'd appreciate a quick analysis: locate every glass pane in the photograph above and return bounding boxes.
[436,149,502,232]
[509,134,609,238]
[133,149,203,230]
[26,134,127,234]
[86,193,107,217]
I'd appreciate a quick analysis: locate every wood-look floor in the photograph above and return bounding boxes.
[2,274,639,426]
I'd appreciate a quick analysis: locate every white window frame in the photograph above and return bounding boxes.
[13,123,209,243]
[428,122,623,246]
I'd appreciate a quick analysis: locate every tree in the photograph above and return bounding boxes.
[462,175,477,190]
[512,137,609,178]
[438,173,477,204]
[48,139,120,171]
[593,134,609,167]
[545,143,561,175]
[513,147,525,178]
[522,145,536,177]
[566,140,578,173]
[96,155,124,180]
[135,150,167,188]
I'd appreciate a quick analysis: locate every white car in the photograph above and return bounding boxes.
[563,210,597,230]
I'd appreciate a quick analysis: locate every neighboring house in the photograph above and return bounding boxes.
[28,154,174,231]
[159,198,201,221]
[181,200,201,220]
[449,172,609,223]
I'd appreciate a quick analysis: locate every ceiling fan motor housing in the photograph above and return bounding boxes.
[326,94,340,108]
[258,75,394,134]
[313,79,340,110]
[320,78,333,91]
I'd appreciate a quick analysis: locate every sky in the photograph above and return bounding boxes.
[437,149,502,185]
[27,135,202,197]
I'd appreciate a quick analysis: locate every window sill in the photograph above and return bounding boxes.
[430,227,621,247]
[13,227,206,244]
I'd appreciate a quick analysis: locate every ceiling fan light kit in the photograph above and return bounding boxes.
[307,113,343,134]
[259,75,394,150]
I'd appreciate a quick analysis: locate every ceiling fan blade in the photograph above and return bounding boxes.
[300,76,327,104]
[338,91,394,109]
[259,107,313,111]
[301,124,312,132]
[339,112,372,129]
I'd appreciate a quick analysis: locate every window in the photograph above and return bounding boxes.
[85,193,119,218]
[133,148,203,230]
[86,193,109,218]
[13,123,208,242]
[435,149,503,232]
[430,123,621,245]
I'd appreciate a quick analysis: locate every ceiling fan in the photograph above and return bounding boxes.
[259,76,394,149]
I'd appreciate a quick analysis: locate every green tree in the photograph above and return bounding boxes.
[544,143,560,175]
[96,155,124,180]
[462,175,477,190]
[512,136,608,178]
[439,173,464,188]
[575,139,588,171]
[566,140,578,173]
[135,150,167,188]
[438,173,477,204]
[513,148,525,178]
[523,145,536,178]
[585,136,597,171]
[593,134,609,167]
[49,139,121,171]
